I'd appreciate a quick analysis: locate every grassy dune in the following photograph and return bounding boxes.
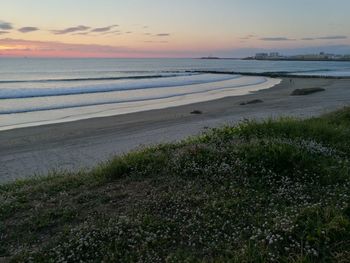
[1,108,350,262]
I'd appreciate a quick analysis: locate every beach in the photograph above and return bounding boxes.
[0,77,349,183]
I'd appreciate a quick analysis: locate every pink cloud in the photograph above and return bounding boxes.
[0,37,244,58]
[0,38,209,58]
[0,38,134,57]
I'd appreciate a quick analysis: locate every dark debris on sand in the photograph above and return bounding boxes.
[240,99,264,106]
[291,87,325,96]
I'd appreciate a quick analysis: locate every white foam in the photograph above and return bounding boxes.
[0,74,237,99]
[0,76,281,131]
[0,75,267,114]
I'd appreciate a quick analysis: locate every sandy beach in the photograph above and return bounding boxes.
[1,77,350,183]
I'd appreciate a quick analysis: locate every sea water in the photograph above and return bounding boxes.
[0,58,349,130]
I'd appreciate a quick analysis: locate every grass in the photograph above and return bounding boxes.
[291,88,326,96]
[1,108,350,262]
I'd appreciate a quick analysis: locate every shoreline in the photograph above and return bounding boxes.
[0,76,280,131]
[1,77,350,183]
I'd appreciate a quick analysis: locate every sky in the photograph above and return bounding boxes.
[1,0,350,58]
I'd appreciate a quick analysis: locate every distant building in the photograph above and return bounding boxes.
[248,52,350,61]
[269,52,280,57]
[255,53,268,59]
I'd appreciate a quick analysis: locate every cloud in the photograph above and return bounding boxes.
[57,25,119,36]
[144,40,168,43]
[73,32,90,36]
[155,33,170,37]
[0,21,13,30]
[144,33,171,37]
[240,34,256,40]
[0,38,131,57]
[317,35,347,40]
[3,36,349,59]
[0,31,10,35]
[51,25,90,35]
[260,37,294,41]
[18,27,39,33]
[99,29,121,36]
[91,25,118,33]
[302,35,348,41]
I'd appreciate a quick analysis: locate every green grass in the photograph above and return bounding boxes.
[1,108,350,262]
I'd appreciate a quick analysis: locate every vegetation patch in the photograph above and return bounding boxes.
[1,108,350,262]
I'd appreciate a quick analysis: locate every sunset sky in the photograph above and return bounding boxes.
[1,0,350,58]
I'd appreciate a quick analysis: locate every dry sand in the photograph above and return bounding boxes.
[1,77,349,183]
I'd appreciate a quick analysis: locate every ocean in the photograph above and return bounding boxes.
[1,58,350,130]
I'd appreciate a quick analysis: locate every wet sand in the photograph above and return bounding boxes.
[1,77,350,183]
